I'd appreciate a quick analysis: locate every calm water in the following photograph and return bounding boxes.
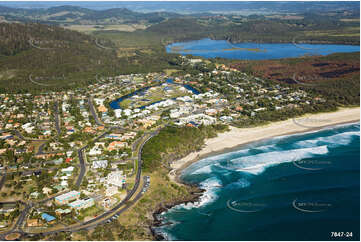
[109,79,199,109]
[166,38,360,60]
[154,123,360,241]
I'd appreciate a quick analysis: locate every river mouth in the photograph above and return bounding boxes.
[166,38,360,60]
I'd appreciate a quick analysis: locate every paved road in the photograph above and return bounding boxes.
[75,130,110,189]
[36,143,47,155]
[0,170,6,191]
[21,131,156,236]
[0,167,57,176]
[14,203,31,231]
[75,148,86,189]
[88,97,104,126]
[11,130,47,142]
[35,143,64,156]
[0,125,160,239]
[54,101,61,137]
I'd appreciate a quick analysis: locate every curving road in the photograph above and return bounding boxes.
[22,131,156,236]
[0,122,161,239]
[75,130,110,189]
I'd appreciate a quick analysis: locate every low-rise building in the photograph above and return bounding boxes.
[41,213,56,223]
[106,171,126,188]
[27,219,41,227]
[54,190,80,205]
[55,208,71,216]
[68,198,95,210]
[105,185,119,197]
[92,160,108,169]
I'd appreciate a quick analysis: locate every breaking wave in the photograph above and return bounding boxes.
[232,145,329,175]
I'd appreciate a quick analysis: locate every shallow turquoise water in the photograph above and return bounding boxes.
[154,123,360,241]
[166,38,360,60]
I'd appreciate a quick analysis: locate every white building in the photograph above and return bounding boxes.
[178,114,216,126]
[94,98,105,105]
[92,160,108,169]
[115,109,122,118]
[105,186,119,197]
[89,146,102,156]
[106,171,126,187]
[21,123,34,133]
[68,198,95,210]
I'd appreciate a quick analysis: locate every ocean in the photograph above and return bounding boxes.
[154,123,360,241]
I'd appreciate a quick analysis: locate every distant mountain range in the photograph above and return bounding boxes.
[0,1,359,14]
[0,1,359,25]
[0,4,181,25]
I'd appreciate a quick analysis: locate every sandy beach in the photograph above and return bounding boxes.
[169,107,360,182]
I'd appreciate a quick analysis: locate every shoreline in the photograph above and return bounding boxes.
[169,107,360,184]
[152,107,359,240]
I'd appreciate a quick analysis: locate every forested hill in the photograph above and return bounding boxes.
[0,5,180,25]
[0,22,121,92]
[144,15,360,45]
[0,22,182,93]
[0,22,97,55]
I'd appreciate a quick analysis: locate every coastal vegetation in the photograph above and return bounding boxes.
[0,22,120,92]
[142,125,229,172]
[0,5,360,93]
[65,169,201,241]
[65,124,229,240]
[229,52,360,107]
[0,4,360,240]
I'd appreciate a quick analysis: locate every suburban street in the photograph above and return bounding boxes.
[88,97,104,126]
[0,130,157,238]
[75,130,110,189]
[54,101,61,137]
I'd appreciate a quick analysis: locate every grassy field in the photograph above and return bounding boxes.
[117,85,190,109]
[63,24,147,34]
[93,31,161,48]
[0,69,17,80]
[163,69,180,75]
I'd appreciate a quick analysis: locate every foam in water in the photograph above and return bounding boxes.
[157,123,360,240]
[294,131,360,148]
[224,177,251,190]
[153,228,178,241]
[190,164,213,175]
[183,148,252,175]
[231,145,329,174]
[170,177,222,211]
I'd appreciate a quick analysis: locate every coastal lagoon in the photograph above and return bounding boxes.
[109,79,199,110]
[166,38,360,60]
[154,123,360,240]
